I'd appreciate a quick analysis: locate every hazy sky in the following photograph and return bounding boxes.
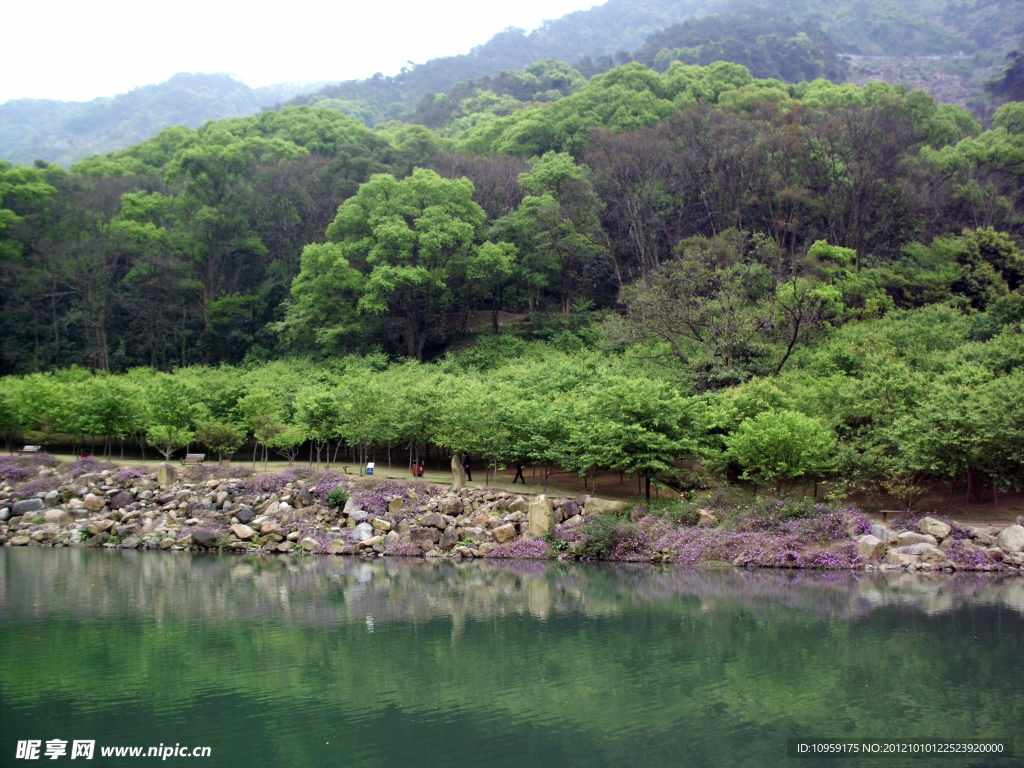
[3,0,602,103]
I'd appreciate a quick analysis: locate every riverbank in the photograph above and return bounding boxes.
[2,455,1023,573]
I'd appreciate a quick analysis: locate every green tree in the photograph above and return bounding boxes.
[725,409,836,496]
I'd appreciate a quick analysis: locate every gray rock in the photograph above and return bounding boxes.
[972,530,997,546]
[493,523,517,543]
[348,510,369,524]
[629,506,648,522]
[996,525,1024,554]
[191,530,219,548]
[12,498,44,515]
[296,489,314,507]
[440,527,459,550]
[156,463,177,486]
[0,508,9,522]
[897,542,949,563]
[110,490,133,510]
[870,524,896,543]
[451,454,467,490]
[353,522,375,543]
[82,531,110,548]
[422,512,446,530]
[528,495,553,537]
[43,490,61,509]
[585,498,630,515]
[916,517,951,539]
[234,506,254,524]
[856,534,886,560]
[410,527,442,549]
[507,496,529,514]
[895,531,938,547]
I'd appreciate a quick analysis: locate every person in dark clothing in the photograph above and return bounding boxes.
[512,462,525,484]
[462,453,472,482]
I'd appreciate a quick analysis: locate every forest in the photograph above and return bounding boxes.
[2,49,1024,502]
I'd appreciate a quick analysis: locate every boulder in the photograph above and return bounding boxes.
[895,531,938,547]
[507,496,529,514]
[192,529,219,548]
[353,522,375,543]
[629,506,648,523]
[12,498,44,516]
[230,524,255,540]
[387,498,404,514]
[563,514,584,528]
[43,509,70,525]
[985,547,1005,561]
[327,540,348,555]
[385,530,400,547]
[83,493,105,512]
[411,527,442,548]
[296,489,314,507]
[451,454,467,489]
[82,531,110,548]
[348,510,369,524]
[884,550,921,567]
[358,535,384,550]
[10,535,31,546]
[87,519,115,536]
[972,530,997,546]
[462,526,488,544]
[156,463,177,486]
[869,524,896,543]
[440,528,459,550]
[43,490,61,509]
[77,473,100,486]
[235,506,255,525]
[298,537,318,551]
[277,541,294,553]
[528,495,553,537]
[110,491,134,510]
[897,543,949,563]
[342,496,361,517]
[422,512,447,530]
[856,534,886,560]
[996,525,1024,554]
[916,517,951,539]
[493,523,517,543]
[697,509,718,528]
[371,518,392,532]
[258,520,283,536]
[584,498,630,516]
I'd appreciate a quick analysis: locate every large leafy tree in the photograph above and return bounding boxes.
[321,168,489,360]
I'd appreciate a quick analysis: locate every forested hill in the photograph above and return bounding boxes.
[0,74,324,169]
[289,0,1024,123]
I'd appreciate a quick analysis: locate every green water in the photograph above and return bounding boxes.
[1,549,1021,768]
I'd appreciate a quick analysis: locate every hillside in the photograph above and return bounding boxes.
[0,73,324,168]
[292,0,1024,123]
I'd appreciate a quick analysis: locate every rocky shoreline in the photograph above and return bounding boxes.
[2,459,1023,573]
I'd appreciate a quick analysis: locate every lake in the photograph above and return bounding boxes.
[1,549,1021,767]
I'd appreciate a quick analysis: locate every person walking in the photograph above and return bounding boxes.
[512,461,525,485]
[462,453,472,482]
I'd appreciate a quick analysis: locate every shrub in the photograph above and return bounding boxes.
[327,485,349,509]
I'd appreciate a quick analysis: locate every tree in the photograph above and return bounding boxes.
[295,386,341,469]
[323,168,489,360]
[238,390,285,469]
[725,409,836,496]
[570,376,704,499]
[195,419,247,462]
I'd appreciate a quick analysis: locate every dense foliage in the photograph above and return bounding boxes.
[3,50,1024,503]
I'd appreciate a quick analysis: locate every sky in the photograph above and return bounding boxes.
[2,0,602,103]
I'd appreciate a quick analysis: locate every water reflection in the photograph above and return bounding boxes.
[2,548,1023,626]
[1,549,1022,768]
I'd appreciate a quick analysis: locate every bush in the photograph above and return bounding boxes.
[327,485,349,509]
[581,514,633,558]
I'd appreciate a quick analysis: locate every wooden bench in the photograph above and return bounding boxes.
[179,453,206,466]
[19,445,42,454]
